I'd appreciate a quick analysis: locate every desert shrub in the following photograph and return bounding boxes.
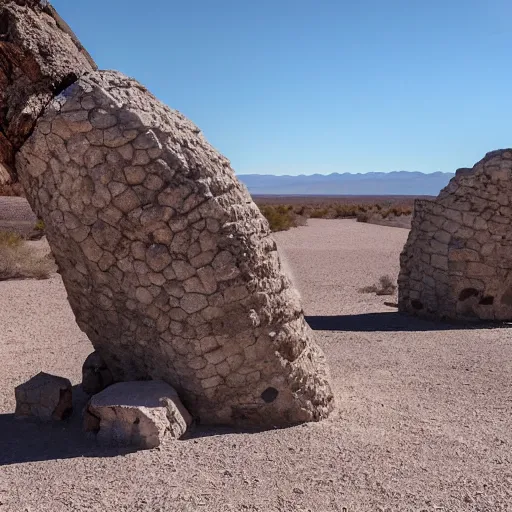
[259,205,302,232]
[380,205,413,218]
[310,208,329,218]
[359,275,397,295]
[254,196,418,226]
[0,231,55,281]
[0,231,23,247]
[334,204,362,218]
[34,219,45,232]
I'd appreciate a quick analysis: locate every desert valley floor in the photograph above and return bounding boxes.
[1,219,511,511]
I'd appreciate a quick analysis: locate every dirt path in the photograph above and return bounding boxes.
[0,219,511,511]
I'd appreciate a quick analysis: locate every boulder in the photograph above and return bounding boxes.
[82,351,114,395]
[84,381,192,449]
[15,371,72,420]
[0,0,96,182]
[399,149,512,321]
[17,70,335,427]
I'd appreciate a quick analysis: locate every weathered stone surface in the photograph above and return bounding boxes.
[84,381,192,448]
[15,372,72,421]
[0,0,96,183]
[399,149,512,321]
[82,351,114,395]
[17,70,334,427]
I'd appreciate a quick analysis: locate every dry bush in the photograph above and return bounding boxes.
[259,205,305,232]
[254,196,417,228]
[360,275,397,296]
[0,231,55,281]
[380,205,412,218]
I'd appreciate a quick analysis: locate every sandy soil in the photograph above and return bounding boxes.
[0,196,37,237]
[1,219,511,511]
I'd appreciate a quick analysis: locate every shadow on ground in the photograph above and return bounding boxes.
[306,312,511,332]
[0,386,135,466]
[0,386,279,465]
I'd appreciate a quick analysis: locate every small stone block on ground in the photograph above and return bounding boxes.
[15,372,73,421]
[84,381,192,449]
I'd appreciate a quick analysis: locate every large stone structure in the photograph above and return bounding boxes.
[8,2,334,427]
[399,150,512,321]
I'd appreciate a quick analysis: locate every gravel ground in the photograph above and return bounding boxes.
[0,197,37,237]
[1,219,511,511]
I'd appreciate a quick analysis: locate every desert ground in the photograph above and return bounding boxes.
[1,219,511,511]
[0,196,37,237]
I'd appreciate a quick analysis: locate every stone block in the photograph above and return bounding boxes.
[15,372,72,421]
[84,381,192,449]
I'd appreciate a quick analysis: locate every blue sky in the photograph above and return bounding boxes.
[52,0,512,175]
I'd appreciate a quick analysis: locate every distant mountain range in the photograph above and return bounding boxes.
[237,171,454,196]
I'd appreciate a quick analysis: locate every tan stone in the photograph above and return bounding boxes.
[84,381,192,449]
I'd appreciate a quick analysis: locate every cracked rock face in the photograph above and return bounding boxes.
[17,70,334,426]
[399,150,512,321]
[0,0,96,183]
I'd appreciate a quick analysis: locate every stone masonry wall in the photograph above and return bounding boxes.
[17,70,334,426]
[399,150,512,321]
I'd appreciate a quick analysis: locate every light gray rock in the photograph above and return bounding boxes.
[16,70,334,427]
[84,381,192,449]
[399,149,512,321]
[15,372,72,421]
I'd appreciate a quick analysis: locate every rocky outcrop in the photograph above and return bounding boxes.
[16,70,334,426]
[399,150,512,321]
[0,0,96,183]
[15,372,72,420]
[84,381,192,448]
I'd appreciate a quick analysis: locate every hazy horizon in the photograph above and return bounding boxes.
[235,169,454,176]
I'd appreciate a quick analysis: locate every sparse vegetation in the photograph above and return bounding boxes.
[259,205,307,232]
[0,230,55,281]
[359,275,397,296]
[256,196,415,231]
[34,219,45,232]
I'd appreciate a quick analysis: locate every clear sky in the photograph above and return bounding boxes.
[52,0,512,175]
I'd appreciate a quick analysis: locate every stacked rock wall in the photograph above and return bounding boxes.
[399,150,512,321]
[17,70,334,426]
